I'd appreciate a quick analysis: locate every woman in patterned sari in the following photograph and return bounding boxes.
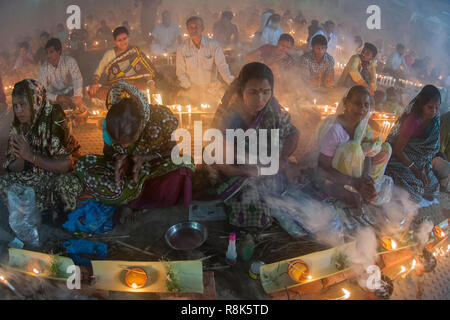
[193,62,300,228]
[386,85,441,203]
[0,79,83,220]
[316,85,393,209]
[76,81,194,223]
[88,26,158,101]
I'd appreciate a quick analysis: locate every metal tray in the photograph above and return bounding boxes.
[165,222,208,251]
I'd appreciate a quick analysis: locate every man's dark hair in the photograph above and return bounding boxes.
[113,26,129,39]
[19,42,29,50]
[269,14,281,24]
[186,16,204,27]
[311,34,328,47]
[106,98,144,143]
[40,31,50,39]
[45,38,62,53]
[222,11,233,20]
[396,43,405,51]
[278,33,294,45]
[236,62,274,98]
[363,42,378,58]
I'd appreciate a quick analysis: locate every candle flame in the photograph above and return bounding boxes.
[131,283,138,289]
[33,268,40,274]
[307,275,312,280]
[342,288,350,299]
[440,231,445,238]
[391,239,397,250]
[411,259,416,269]
[0,275,4,281]
[400,266,406,273]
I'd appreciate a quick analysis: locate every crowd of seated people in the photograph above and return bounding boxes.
[0,7,448,240]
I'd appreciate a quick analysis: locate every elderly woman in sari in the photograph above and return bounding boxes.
[386,85,442,203]
[193,62,300,228]
[0,79,83,220]
[316,85,393,209]
[76,81,194,224]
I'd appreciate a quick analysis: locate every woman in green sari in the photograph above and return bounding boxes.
[0,79,83,219]
[76,81,194,223]
[193,62,300,228]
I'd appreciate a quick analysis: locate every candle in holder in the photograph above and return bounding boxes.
[153,93,163,105]
[177,105,183,127]
[187,105,192,128]
[125,267,148,289]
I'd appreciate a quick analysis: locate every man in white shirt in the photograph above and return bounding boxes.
[388,43,408,73]
[151,10,181,55]
[176,16,234,95]
[309,21,337,57]
[38,38,84,111]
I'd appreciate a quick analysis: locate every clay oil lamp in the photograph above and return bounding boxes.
[288,260,311,283]
[432,226,446,240]
[125,267,148,289]
[27,260,44,276]
[381,236,398,251]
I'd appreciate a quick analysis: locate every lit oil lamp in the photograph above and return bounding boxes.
[125,267,148,289]
[381,236,398,251]
[432,226,446,240]
[288,260,311,283]
[393,265,406,280]
[27,260,43,275]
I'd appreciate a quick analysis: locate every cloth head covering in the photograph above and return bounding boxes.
[106,80,150,133]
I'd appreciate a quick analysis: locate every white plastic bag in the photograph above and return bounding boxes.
[6,184,41,247]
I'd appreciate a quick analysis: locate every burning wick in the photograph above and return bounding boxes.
[393,265,406,280]
[32,268,40,275]
[0,275,16,292]
[131,283,138,289]
[332,288,351,300]
[402,259,417,279]
[313,99,317,105]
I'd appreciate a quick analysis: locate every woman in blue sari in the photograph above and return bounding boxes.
[386,85,441,203]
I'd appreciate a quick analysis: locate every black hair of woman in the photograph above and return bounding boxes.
[106,97,144,144]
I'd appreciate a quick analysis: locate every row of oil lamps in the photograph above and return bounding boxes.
[0,226,447,296]
[284,225,447,299]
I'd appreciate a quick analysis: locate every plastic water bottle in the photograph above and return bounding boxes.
[226,232,237,265]
[241,234,255,261]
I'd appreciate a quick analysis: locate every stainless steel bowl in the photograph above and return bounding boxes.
[165,222,208,251]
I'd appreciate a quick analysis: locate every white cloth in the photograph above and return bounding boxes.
[176,36,234,89]
[38,55,83,103]
[309,30,338,57]
[151,23,180,54]
[389,52,408,71]
[260,26,283,46]
[94,49,116,78]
